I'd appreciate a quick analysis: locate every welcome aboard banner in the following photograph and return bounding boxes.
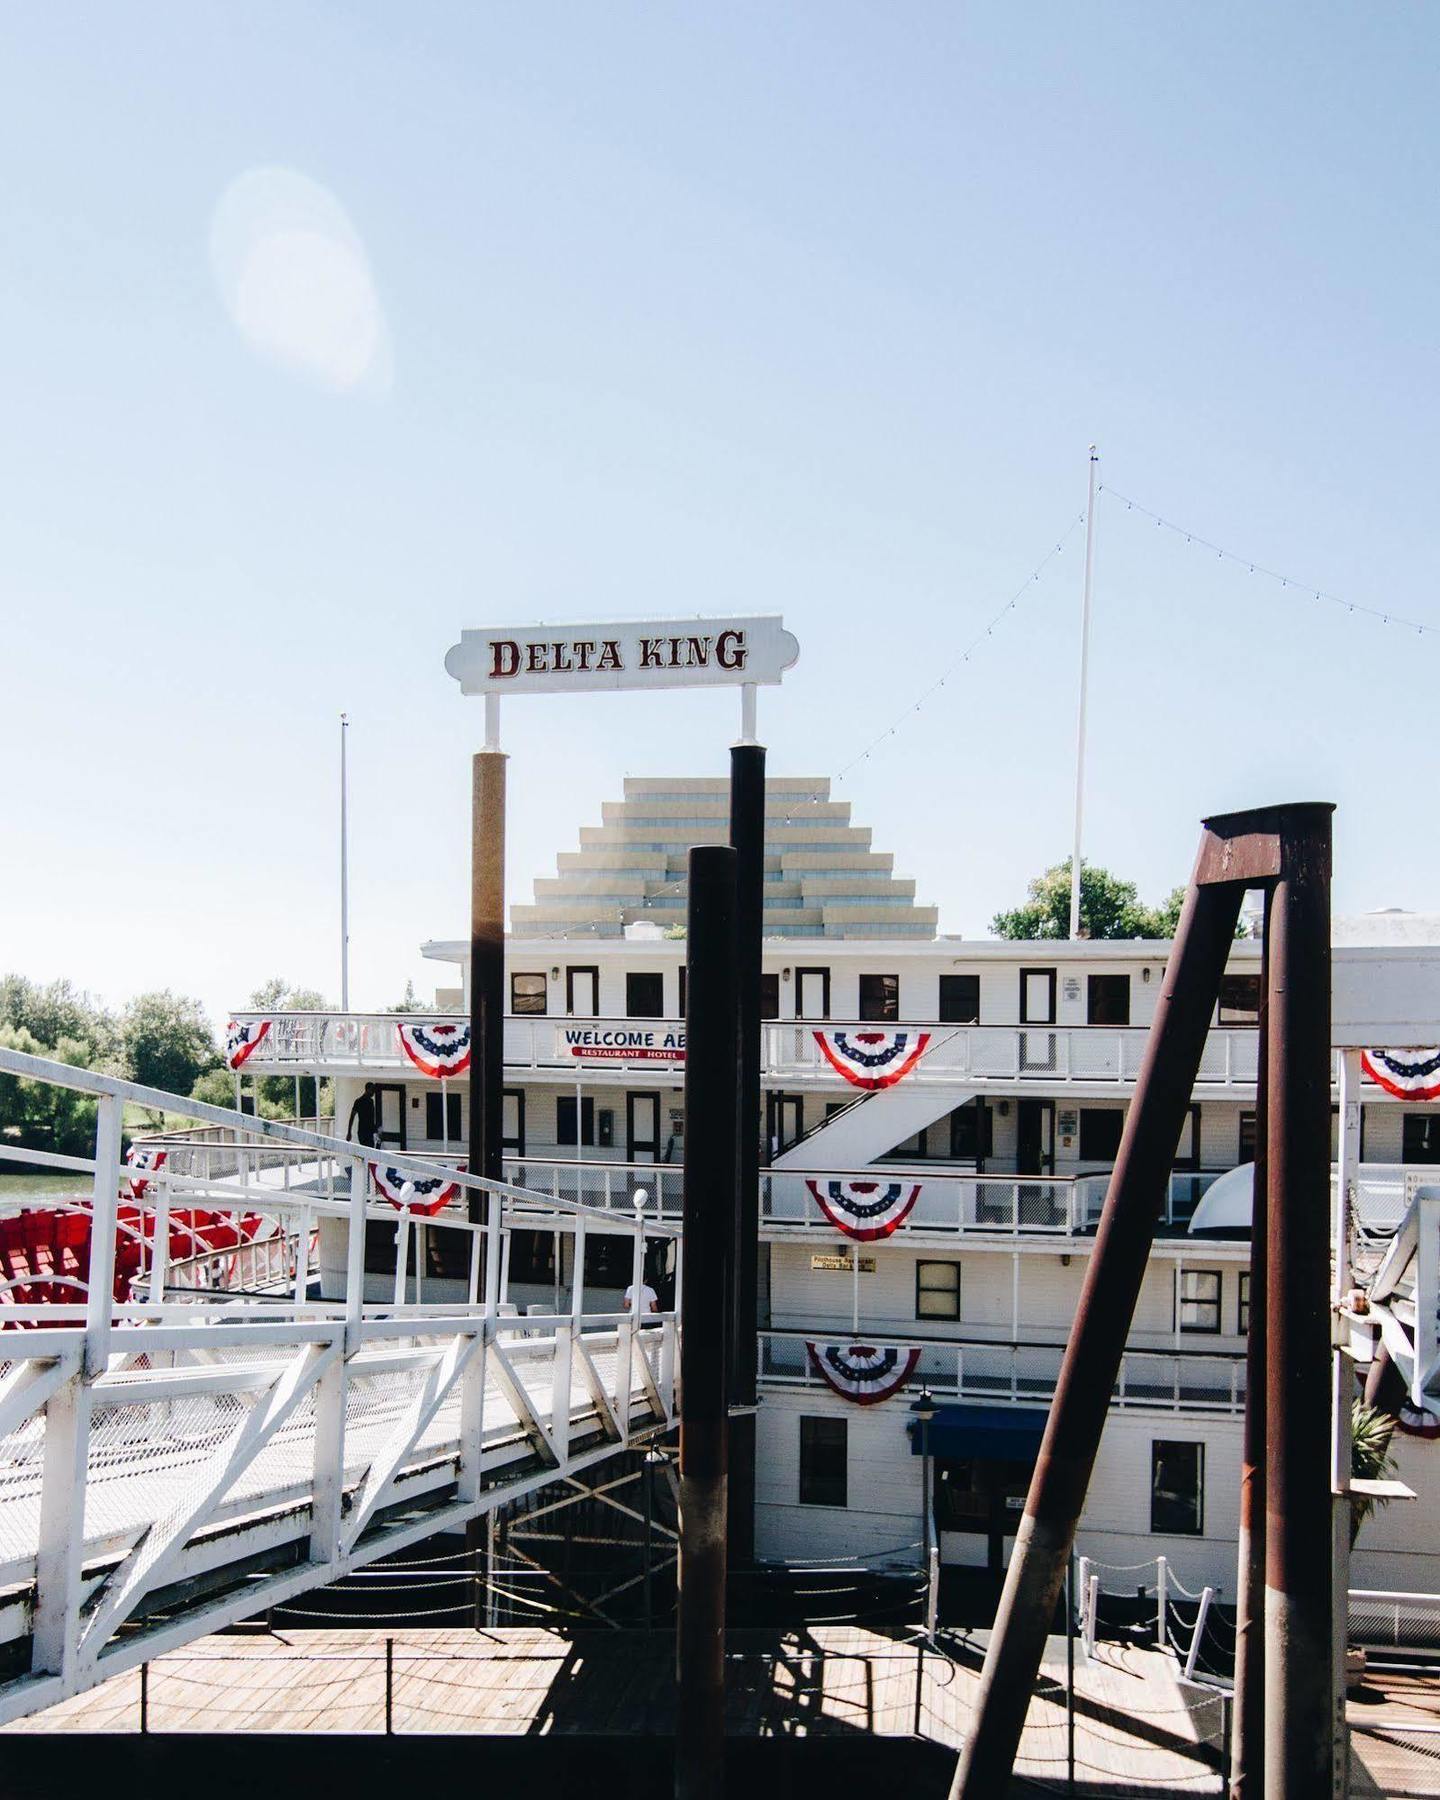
[558,1025,686,1064]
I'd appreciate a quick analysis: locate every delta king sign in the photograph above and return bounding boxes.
[444,614,799,696]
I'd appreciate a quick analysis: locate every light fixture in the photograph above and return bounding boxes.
[551,967,560,979]
[1142,966,1152,983]
[782,967,792,981]
[910,1386,937,1424]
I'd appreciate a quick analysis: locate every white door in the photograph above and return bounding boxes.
[567,967,599,1017]
[796,968,830,1020]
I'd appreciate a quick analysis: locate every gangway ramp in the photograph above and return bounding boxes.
[0,1046,677,1726]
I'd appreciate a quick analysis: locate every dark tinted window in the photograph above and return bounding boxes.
[799,1416,848,1507]
[1079,1108,1124,1161]
[760,973,780,1019]
[858,974,899,1022]
[557,1096,595,1146]
[1239,1112,1257,1163]
[1151,1441,1203,1535]
[425,1092,461,1141]
[949,1100,992,1161]
[1087,974,1130,1026]
[939,974,980,1023]
[1402,1114,1440,1164]
[1218,974,1260,1025]
[626,972,664,1018]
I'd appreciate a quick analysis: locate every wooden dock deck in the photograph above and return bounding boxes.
[5,1625,1436,1796]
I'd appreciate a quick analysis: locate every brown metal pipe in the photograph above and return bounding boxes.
[1230,898,1269,1799]
[467,747,506,1626]
[952,842,1245,1798]
[676,845,737,1800]
[468,748,507,1200]
[1263,807,1334,1795]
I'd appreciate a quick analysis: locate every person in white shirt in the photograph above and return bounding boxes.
[623,1281,659,1314]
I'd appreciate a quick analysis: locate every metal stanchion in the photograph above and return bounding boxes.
[675,845,738,1800]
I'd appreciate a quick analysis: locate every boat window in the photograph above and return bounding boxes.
[1238,1272,1251,1336]
[1087,974,1130,1026]
[760,973,780,1019]
[1078,1108,1124,1162]
[425,1091,461,1142]
[511,972,547,1015]
[557,1096,596,1147]
[799,1416,848,1507]
[859,973,899,1022]
[1177,1269,1222,1333]
[916,1260,961,1320]
[939,974,980,1023]
[1402,1113,1440,1164]
[1151,1440,1204,1535]
[1217,973,1260,1025]
[626,972,664,1018]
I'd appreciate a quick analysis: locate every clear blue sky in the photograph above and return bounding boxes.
[2,4,1436,1027]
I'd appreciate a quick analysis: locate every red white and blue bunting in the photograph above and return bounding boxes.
[806,1341,922,1405]
[1361,1048,1440,1102]
[805,1179,921,1241]
[224,1018,271,1071]
[396,1020,471,1079]
[370,1160,465,1216]
[814,1029,930,1090]
[124,1145,167,1201]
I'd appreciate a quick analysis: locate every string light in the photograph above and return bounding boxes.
[1102,485,1434,639]
[831,511,1088,783]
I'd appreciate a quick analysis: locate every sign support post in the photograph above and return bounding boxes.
[727,726,765,1572]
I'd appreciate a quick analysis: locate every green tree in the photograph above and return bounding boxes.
[249,978,327,1012]
[991,859,1175,941]
[0,974,121,1066]
[0,1025,101,1155]
[387,979,423,1013]
[991,861,1247,941]
[122,991,218,1098]
[246,979,330,1118]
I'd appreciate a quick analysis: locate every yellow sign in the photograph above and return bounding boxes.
[811,1253,875,1273]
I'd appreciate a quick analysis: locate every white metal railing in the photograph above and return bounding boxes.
[222,1011,1433,1101]
[757,1331,1246,1414]
[0,1045,678,1728]
[1348,1588,1440,1654]
[219,1009,1261,1086]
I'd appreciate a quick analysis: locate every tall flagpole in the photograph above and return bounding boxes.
[340,713,350,1010]
[1068,446,1099,939]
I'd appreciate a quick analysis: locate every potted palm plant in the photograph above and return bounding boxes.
[1347,1402,1399,1690]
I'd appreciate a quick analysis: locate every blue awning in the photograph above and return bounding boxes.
[908,1402,1047,1460]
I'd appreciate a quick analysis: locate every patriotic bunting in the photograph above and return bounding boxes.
[224,1018,271,1071]
[124,1145,168,1201]
[1361,1048,1440,1102]
[805,1178,921,1241]
[370,1161,466,1216]
[814,1029,930,1090]
[806,1341,922,1405]
[397,1020,471,1079]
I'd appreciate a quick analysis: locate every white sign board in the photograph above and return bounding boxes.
[557,1025,687,1065]
[445,614,799,696]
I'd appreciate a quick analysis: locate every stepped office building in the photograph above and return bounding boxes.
[230,776,1440,1596]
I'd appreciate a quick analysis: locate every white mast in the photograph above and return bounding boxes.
[1069,446,1099,939]
[340,712,351,1009]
